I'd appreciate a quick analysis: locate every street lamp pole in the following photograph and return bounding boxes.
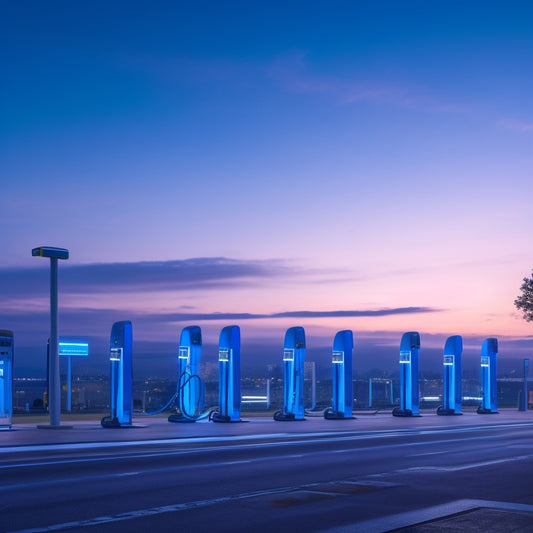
[49,256,60,426]
[32,246,69,428]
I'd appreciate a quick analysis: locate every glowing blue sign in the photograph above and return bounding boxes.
[179,346,190,360]
[59,341,89,357]
[481,355,490,367]
[219,348,230,362]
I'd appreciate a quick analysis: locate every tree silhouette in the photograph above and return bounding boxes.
[515,270,533,322]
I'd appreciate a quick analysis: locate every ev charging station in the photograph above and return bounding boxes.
[101,321,133,428]
[437,335,463,415]
[393,331,420,417]
[211,325,241,423]
[0,330,14,429]
[169,325,204,422]
[274,327,306,421]
[478,337,498,414]
[325,330,354,420]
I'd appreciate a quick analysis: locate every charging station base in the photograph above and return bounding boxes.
[437,406,462,416]
[392,407,421,417]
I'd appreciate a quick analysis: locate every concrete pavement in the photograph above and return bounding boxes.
[3,407,533,448]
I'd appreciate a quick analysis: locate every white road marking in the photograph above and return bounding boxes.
[7,480,370,533]
[398,453,533,472]
[407,450,448,457]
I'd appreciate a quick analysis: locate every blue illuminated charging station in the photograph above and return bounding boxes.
[478,338,498,414]
[211,325,241,423]
[393,331,420,417]
[325,330,354,420]
[101,321,133,428]
[169,325,205,422]
[274,327,306,421]
[0,330,14,429]
[437,335,463,415]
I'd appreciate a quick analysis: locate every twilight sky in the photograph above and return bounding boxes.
[1,1,532,378]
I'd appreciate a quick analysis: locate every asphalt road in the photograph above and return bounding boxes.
[2,412,533,532]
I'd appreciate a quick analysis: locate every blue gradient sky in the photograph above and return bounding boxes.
[2,1,532,377]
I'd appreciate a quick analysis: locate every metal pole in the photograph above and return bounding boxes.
[49,257,60,426]
[521,359,529,411]
[67,356,72,413]
[311,363,316,410]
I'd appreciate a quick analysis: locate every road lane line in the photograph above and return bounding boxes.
[7,478,396,533]
[398,453,533,472]
[4,483,313,533]
[407,450,448,457]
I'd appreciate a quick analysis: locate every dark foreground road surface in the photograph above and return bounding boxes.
[1,410,533,532]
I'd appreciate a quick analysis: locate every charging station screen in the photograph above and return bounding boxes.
[110,348,122,361]
[481,355,490,367]
[332,351,344,363]
[179,346,190,360]
[400,351,411,364]
[444,355,454,366]
[283,349,295,361]
[219,348,229,362]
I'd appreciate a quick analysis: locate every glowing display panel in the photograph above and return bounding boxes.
[219,348,230,362]
[283,349,295,362]
[399,350,411,364]
[443,355,454,366]
[59,341,89,357]
[481,355,490,367]
[110,347,122,362]
[179,346,190,360]
[332,350,344,364]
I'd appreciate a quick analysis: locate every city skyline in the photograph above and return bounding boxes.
[2,2,532,378]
